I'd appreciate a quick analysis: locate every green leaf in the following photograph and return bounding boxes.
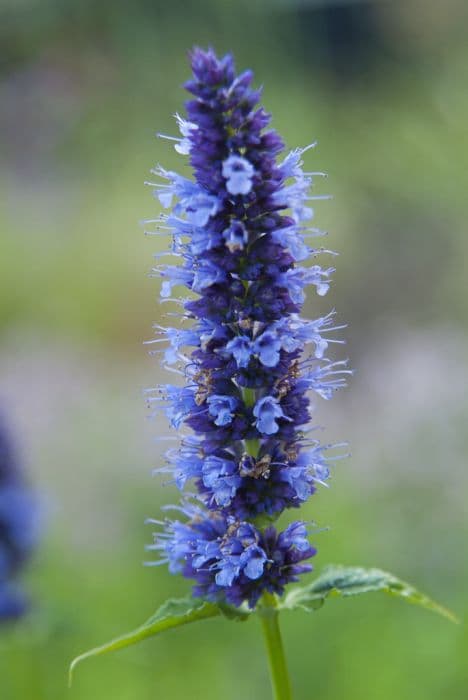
[280,565,458,622]
[217,601,251,621]
[69,596,236,686]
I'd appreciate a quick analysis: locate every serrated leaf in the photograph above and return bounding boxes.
[69,597,222,686]
[280,565,458,623]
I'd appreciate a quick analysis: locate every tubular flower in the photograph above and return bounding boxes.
[147,48,349,609]
[0,417,37,621]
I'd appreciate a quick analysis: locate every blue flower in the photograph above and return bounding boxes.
[225,335,251,368]
[278,266,334,304]
[162,385,198,429]
[270,226,309,262]
[207,395,238,426]
[147,48,348,608]
[161,439,204,489]
[185,192,221,227]
[161,326,202,364]
[253,330,282,368]
[192,260,226,292]
[222,155,255,195]
[174,113,197,155]
[253,396,291,435]
[223,221,248,252]
[159,265,194,299]
[201,455,242,506]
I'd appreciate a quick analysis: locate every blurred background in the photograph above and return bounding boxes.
[1,0,467,698]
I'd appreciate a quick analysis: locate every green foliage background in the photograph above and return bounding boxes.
[1,1,467,698]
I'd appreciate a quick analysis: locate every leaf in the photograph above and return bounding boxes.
[217,601,251,621]
[69,597,225,686]
[280,565,458,623]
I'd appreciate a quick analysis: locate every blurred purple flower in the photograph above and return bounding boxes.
[0,417,38,622]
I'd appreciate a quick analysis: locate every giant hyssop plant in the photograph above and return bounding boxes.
[70,48,456,699]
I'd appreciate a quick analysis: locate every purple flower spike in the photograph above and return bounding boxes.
[147,48,348,608]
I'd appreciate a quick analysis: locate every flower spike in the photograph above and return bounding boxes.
[146,48,345,608]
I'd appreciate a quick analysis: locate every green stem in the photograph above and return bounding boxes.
[242,386,256,408]
[259,595,293,700]
[241,387,261,458]
[244,438,260,457]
